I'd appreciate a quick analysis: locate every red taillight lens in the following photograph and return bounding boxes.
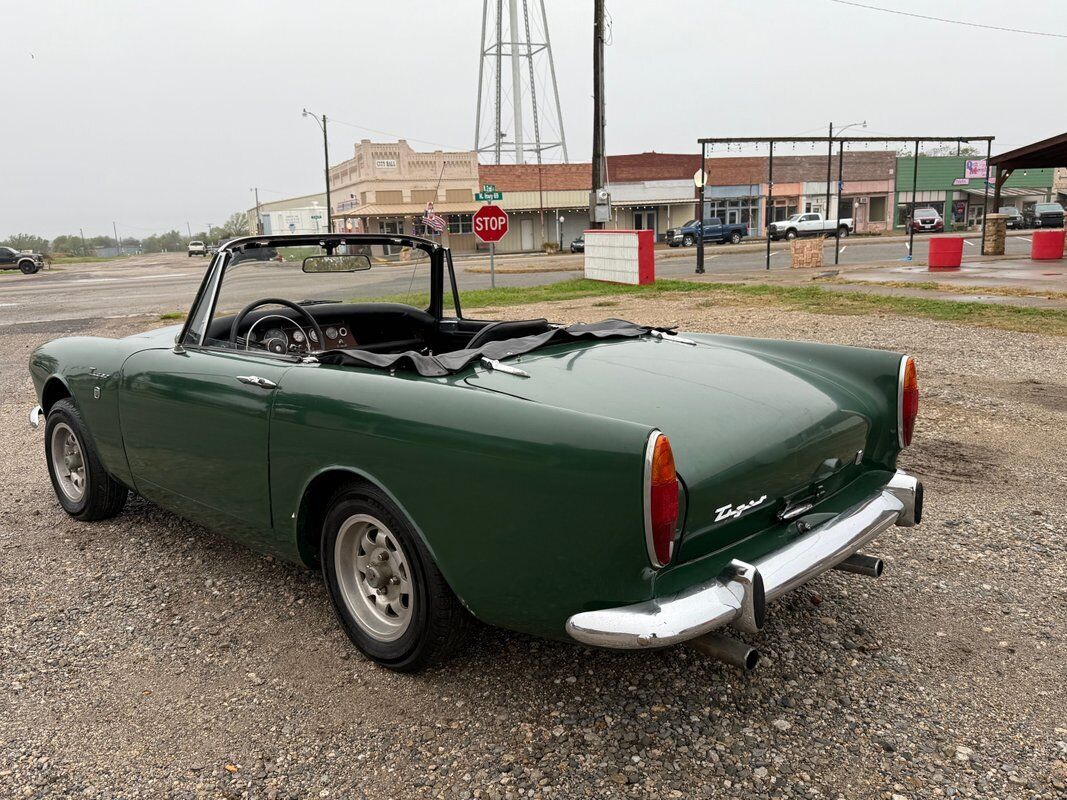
[646,433,680,567]
[899,357,918,447]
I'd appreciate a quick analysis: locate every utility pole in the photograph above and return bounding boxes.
[825,123,833,219]
[79,228,87,257]
[186,222,192,239]
[302,110,333,232]
[112,221,121,256]
[252,187,262,234]
[590,0,606,230]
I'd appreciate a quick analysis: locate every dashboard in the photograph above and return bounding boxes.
[246,316,356,354]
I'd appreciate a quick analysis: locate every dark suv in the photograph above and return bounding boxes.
[998,207,1025,230]
[0,245,44,274]
[1024,203,1065,229]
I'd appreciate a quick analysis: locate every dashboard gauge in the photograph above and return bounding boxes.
[338,327,348,338]
[262,328,288,354]
[308,330,319,343]
[291,330,305,344]
[325,326,338,340]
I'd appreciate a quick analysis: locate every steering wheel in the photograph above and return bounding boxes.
[229,298,326,354]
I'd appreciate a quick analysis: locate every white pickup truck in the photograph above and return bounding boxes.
[767,213,853,241]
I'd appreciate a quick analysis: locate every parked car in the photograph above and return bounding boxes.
[28,233,924,673]
[569,235,584,253]
[0,245,45,274]
[767,213,853,241]
[1024,202,1065,229]
[187,240,207,257]
[666,217,748,247]
[998,207,1025,230]
[909,208,944,234]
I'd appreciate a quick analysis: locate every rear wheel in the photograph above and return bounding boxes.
[729,231,742,244]
[838,226,850,238]
[44,399,127,520]
[321,484,470,672]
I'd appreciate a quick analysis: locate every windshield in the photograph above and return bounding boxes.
[1036,203,1064,213]
[787,214,802,222]
[191,241,448,351]
[915,209,938,218]
[999,207,1020,214]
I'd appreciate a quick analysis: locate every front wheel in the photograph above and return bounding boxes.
[44,399,128,520]
[785,229,797,241]
[322,484,470,672]
[19,261,39,274]
[682,235,694,247]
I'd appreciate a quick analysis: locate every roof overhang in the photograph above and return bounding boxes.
[959,186,1044,198]
[989,132,1067,170]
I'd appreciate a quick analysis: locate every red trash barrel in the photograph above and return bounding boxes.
[928,236,964,270]
[1031,229,1065,260]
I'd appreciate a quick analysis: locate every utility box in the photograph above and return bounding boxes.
[584,229,655,285]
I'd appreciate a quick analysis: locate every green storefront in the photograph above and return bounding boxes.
[894,156,1054,231]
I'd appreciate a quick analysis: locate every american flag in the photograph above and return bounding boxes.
[422,202,447,234]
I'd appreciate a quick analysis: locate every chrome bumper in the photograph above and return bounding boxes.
[566,470,921,649]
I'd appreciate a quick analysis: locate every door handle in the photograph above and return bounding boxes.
[236,375,277,389]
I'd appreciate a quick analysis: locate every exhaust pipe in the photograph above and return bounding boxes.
[688,633,761,671]
[833,553,884,578]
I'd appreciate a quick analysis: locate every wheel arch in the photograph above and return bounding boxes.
[41,376,72,414]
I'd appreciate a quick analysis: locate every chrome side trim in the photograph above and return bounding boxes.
[29,405,42,429]
[480,357,530,378]
[566,477,912,649]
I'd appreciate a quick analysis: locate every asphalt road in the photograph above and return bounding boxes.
[0,233,1039,327]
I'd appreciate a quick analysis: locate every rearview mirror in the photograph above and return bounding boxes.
[302,254,372,273]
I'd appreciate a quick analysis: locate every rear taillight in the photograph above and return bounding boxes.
[898,356,918,447]
[644,431,680,568]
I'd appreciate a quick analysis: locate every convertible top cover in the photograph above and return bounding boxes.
[317,319,668,377]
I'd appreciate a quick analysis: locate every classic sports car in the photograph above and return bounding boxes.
[29,234,923,672]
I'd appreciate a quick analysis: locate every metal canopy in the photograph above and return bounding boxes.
[989,131,1067,170]
[698,135,994,145]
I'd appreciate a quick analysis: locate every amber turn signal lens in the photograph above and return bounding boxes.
[900,357,918,447]
[647,433,680,568]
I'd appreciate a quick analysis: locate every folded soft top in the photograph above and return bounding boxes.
[317,319,667,377]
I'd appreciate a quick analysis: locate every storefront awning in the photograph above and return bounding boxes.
[960,186,1043,198]
[334,202,481,218]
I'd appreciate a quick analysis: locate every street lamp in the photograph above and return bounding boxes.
[825,120,866,219]
[303,108,333,233]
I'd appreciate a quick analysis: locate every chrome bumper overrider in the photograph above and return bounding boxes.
[566,470,921,649]
[29,405,42,429]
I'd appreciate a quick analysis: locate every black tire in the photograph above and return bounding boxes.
[19,260,38,274]
[321,483,470,672]
[785,229,797,241]
[682,235,694,247]
[838,226,850,238]
[44,398,128,521]
[730,231,742,244]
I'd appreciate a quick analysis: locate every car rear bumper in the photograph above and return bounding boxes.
[565,470,922,649]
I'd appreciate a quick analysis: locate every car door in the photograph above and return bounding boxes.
[119,346,295,535]
[706,217,723,241]
[0,247,15,267]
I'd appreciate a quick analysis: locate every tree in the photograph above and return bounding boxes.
[141,230,185,253]
[51,234,94,257]
[219,211,251,238]
[898,144,982,158]
[1,233,50,254]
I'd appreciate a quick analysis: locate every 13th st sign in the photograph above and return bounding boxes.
[473,204,509,243]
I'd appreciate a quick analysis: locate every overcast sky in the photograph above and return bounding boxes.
[3,0,1065,239]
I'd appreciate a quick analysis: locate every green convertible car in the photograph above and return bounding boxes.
[29,234,923,672]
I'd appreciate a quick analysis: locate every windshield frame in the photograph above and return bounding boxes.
[178,233,450,351]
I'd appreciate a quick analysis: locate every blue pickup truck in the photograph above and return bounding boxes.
[666,217,748,247]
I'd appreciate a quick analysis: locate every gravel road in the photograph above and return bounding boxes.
[2,303,1064,799]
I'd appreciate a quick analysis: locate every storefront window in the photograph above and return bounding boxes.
[448,214,473,234]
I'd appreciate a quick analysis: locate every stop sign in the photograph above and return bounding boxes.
[473,204,509,243]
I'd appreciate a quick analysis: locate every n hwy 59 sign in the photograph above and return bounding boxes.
[473,205,509,244]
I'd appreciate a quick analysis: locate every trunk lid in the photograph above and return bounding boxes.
[464,336,872,561]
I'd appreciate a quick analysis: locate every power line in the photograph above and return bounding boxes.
[828,0,1067,39]
[327,117,466,151]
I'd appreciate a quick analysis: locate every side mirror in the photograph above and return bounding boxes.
[302,254,372,273]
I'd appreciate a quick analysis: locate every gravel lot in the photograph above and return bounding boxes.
[2,302,1065,799]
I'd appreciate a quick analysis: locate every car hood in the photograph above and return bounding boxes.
[465,335,872,559]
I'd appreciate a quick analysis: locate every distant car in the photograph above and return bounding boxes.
[569,235,584,253]
[1024,203,1065,229]
[910,208,944,234]
[767,213,853,242]
[0,245,45,274]
[666,217,748,247]
[187,240,207,257]
[998,207,1025,230]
